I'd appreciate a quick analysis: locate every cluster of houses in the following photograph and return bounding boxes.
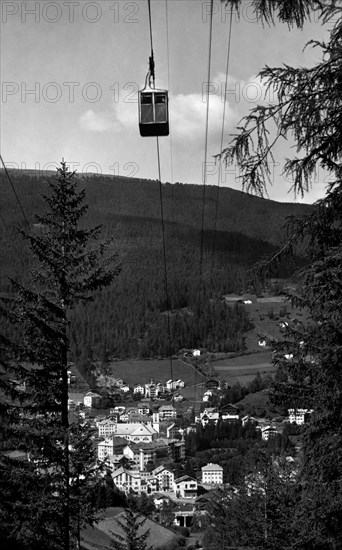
[68,371,312,528]
[95,375,185,399]
[195,404,240,426]
[91,403,224,525]
[133,379,185,399]
[68,378,186,411]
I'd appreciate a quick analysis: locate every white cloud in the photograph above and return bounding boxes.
[79,72,276,141]
[212,72,277,109]
[170,92,235,140]
[79,109,117,132]
[79,101,138,133]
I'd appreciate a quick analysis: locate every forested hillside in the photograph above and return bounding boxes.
[0,171,311,373]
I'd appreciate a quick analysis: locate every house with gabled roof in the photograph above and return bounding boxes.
[133,384,145,395]
[111,467,143,493]
[196,407,220,426]
[173,475,198,499]
[153,465,175,491]
[242,415,259,427]
[261,425,279,441]
[112,422,158,443]
[123,442,157,470]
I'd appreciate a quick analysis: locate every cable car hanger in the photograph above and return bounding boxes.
[138,2,169,137]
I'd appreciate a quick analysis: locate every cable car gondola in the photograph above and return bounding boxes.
[139,68,169,137]
[138,0,169,137]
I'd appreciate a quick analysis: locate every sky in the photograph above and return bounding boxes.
[0,0,333,204]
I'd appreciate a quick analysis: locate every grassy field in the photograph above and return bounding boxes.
[108,358,207,387]
[213,351,275,386]
[81,507,180,550]
[105,352,275,413]
[242,294,308,352]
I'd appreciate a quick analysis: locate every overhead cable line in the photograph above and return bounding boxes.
[147,0,155,84]
[165,0,177,320]
[147,0,174,382]
[211,6,234,285]
[197,0,214,327]
[165,0,174,186]
[157,136,173,381]
[0,153,30,230]
[0,211,26,271]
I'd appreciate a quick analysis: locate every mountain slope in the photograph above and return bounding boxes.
[0,171,312,364]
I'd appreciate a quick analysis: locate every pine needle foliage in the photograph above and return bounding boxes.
[0,161,120,550]
[217,1,342,548]
[110,507,151,550]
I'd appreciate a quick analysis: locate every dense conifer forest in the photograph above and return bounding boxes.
[0,171,310,374]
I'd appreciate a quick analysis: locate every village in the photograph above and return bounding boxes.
[68,365,313,530]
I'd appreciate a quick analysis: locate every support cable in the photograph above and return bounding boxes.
[147,0,155,85]
[157,137,174,382]
[0,153,30,230]
[165,0,177,329]
[197,0,214,330]
[211,6,234,285]
[147,0,174,382]
[165,0,174,186]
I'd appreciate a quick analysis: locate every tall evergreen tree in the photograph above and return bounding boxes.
[110,507,151,550]
[0,161,120,549]
[220,1,342,547]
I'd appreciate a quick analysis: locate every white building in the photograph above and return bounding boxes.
[98,437,115,461]
[166,379,177,391]
[220,404,239,421]
[158,405,177,421]
[288,408,313,425]
[133,384,145,395]
[201,463,223,485]
[261,426,278,441]
[98,436,128,462]
[202,390,213,402]
[112,467,143,493]
[173,475,198,499]
[98,418,118,437]
[196,408,220,426]
[145,382,159,399]
[83,391,101,408]
[123,443,157,470]
[153,465,174,491]
[166,379,185,391]
[114,422,158,443]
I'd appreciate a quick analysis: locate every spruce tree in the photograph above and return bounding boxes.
[0,161,120,549]
[219,1,342,547]
[110,507,151,550]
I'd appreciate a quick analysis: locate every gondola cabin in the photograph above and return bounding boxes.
[139,86,169,137]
